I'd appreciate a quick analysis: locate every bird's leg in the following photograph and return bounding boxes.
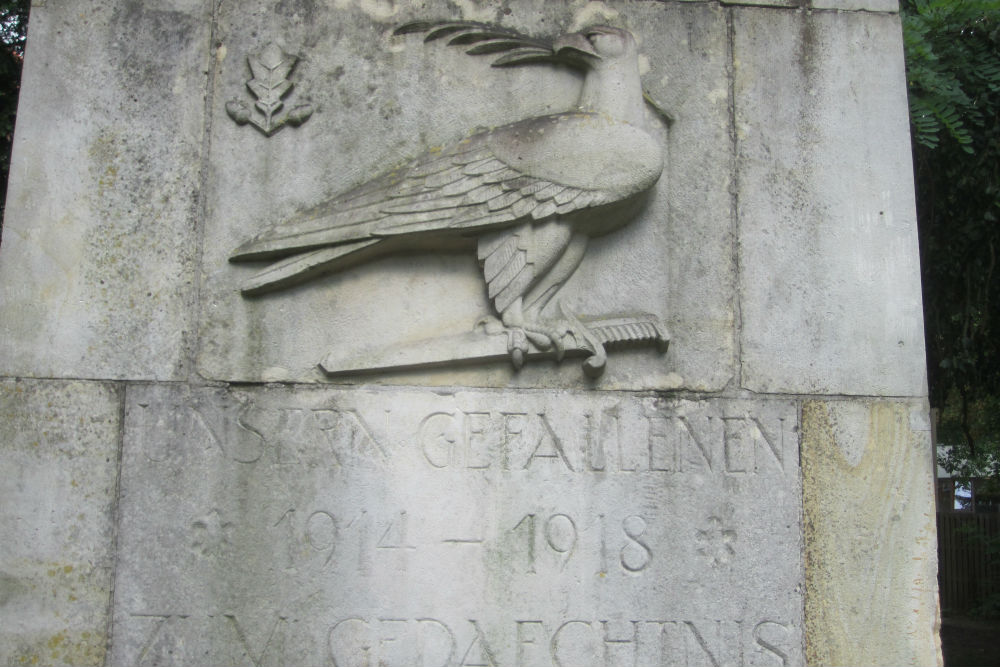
[478,225,590,370]
[518,233,589,356]
[515,232,614,376]
[523,234,587,319]
[485,232,590,370]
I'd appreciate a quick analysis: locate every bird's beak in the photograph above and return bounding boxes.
[553,32,600,63]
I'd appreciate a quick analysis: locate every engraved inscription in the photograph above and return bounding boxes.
[135,397,796,477]
[323,616,797,667]
[126,611,797,666]
[415,409,794,476]
[619,515,653,574]
[511,513,578,573]
[120,390,803,666]
[264,506,670,578]
[313,615,799,667]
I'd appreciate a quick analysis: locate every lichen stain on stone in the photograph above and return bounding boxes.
[0,571,28,606]
[802,400,941,667]
[81,124,197,377]
[108,5,200,95]
[4,621,107,666]
[44,628,105,667]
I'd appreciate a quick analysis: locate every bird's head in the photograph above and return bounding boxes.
[394,20,670,125]
[552,25,637,70]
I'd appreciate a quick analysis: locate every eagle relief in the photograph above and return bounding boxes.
[230,21,671,378]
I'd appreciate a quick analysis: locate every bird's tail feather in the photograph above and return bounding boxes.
[240,239,382,296]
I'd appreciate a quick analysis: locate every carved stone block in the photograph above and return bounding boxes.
[734,8,926,396]
[111,384,804,666]
[802,399,940,665]
[0,380,121,667]
[0,3,211,381]
[0,1,940,665]
[198,1,735,391]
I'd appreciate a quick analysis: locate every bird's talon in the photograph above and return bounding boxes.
[553,336,566,362]
[508,328,528,350]
[526,331,553,350]
[507,328,529,371]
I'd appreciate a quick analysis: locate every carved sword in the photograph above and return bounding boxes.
[320,312,669,378]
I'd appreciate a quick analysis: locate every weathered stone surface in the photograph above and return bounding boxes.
[0,2,212,380]
[721,0,898,12]
[197,0,735,391]
[734,9,926,396]
[0,379,121,667]
[112,384,803,666]
[0,1,940,663]
[802,399,941,667]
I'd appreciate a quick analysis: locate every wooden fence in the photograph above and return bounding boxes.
[937,512,1000,613]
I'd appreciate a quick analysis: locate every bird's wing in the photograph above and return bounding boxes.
[230,116,625,262]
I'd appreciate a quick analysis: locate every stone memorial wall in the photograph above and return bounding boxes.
[0,1,940,665]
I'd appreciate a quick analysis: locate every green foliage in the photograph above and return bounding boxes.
[938,392,1000,478]
[903,0,1000,152]
[903,0,1000,458]
[0,0,27,228]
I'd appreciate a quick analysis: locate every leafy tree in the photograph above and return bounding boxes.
[903,0,1000,464]
[937,392,1000,480]
[0,0,27,231]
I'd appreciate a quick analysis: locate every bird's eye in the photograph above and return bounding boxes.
[586,32,600,46]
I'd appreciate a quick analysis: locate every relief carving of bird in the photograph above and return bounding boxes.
[230,21,667,375]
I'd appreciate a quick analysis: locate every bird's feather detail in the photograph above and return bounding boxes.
[477,231,510,260]
[533,183,565,201]
[481,234,519,281]
[502,176,535,191]
[530,200,559,220]
[495,265,534,311]
[481,168,520,184]
[487,189,523,211]
[420,166,471,190]
[240,239,382,295]
[488,246,528,298]
[508,196,538,219]
[462,183,507,205]
[462,158,508,175]
[554,188,579,205]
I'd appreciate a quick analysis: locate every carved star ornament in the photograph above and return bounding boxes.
[230,21,672,377]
